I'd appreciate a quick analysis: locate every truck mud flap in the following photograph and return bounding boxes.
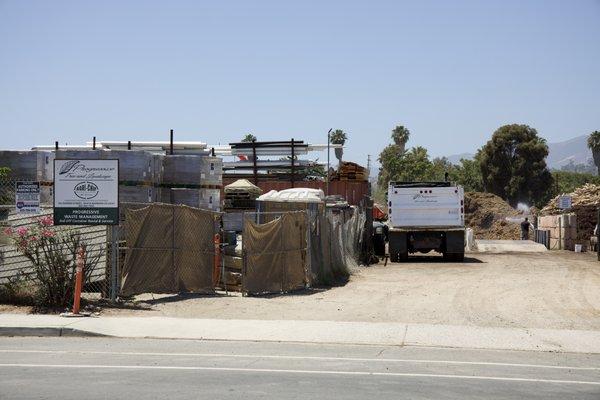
[389,231,408,262]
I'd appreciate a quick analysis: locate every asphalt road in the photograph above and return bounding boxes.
[0,337,599,399]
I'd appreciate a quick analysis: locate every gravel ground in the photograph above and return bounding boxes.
[103,251,600,330]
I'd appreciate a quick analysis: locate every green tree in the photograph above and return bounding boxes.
[241,133,257,143]
[330,129,347,163]
[586,131,600,175]
[378,146,435,186]
[448,158,483,192]
[429,157,454,181]
[552,170,600,195]
[479,124,553,207]
[391,125,410,153]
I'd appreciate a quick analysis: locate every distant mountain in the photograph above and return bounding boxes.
[546,135,592,170]
[445,152,474,164]
[445,135,593,170]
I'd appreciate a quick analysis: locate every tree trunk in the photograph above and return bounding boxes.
[594,150,600,176]
[397,142,406,155]
[334,148,343,164]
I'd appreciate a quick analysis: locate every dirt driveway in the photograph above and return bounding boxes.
[108,251,600,330]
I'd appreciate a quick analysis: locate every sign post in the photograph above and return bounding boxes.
[15,181,40,214]
[53,159,119,225]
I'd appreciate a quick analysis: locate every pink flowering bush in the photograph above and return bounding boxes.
[4,215,102,307]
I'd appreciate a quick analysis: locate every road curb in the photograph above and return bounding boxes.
[0,326,105,338]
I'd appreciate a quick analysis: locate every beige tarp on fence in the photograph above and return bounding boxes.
[242,211,308,295]
[120,203,219,296]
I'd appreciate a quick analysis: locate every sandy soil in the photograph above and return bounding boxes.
[102,251,600,330]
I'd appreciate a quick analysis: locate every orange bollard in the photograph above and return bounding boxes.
[72,245,85,314]
[213,233,221,287]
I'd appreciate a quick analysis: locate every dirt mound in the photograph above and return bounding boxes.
[464,192,521,240]
[541,183,600,241]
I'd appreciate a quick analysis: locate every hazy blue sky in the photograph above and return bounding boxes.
[1,0,599,168]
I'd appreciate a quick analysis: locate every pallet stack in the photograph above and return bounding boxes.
[218,237,243,292]
[537,214,577,250]
[331,161,368,181]
[541,183,600,242]
[1,145,224,211]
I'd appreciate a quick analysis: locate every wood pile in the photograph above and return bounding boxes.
[541,183,600,241]
[331,161,368,181]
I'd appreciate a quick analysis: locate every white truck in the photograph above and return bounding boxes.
[387,182,465,262]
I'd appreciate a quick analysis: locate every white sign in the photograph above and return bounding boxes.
[558,195,572,210]
[15,181,40,214]
[53,159,119,225]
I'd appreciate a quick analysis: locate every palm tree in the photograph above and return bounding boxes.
[241,133,257,143]
[330,129,347,164]
[587,131,600,175]
[391,125,410,154]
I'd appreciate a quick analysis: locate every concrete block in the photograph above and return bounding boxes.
[119,185,155,203]
[170,188,200,207]
[102,150,155,184]
[199,188,221,211]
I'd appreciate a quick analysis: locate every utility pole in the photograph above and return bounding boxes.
[367,155,371,177]
[326,128,332,197]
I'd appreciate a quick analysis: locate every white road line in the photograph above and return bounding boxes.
[0,363,598,385]
[0,349,597,371]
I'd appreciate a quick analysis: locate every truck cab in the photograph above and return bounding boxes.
[387,182,465,262]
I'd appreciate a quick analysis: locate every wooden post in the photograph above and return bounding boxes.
[213,233,221,287]
[127,140,131,150]
[291,138,295,188]
[92,136,96,150]
[170,129,174,155]
[55,141,59,151]
[252,139,258,185]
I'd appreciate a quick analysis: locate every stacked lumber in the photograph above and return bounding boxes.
[331,161,368,181]
[541,183,600,242]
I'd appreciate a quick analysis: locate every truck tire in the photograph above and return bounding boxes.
[444,230,465,262]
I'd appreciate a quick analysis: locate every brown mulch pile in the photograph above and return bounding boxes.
[541,183,600,241]
[464,192,521,240]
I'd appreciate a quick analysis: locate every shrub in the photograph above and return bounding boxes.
[0,274,36,305]
[4,216,103,308]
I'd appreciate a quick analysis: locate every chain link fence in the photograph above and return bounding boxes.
[1,177,372,306]
[0,177,53,209]
[116,203,220,297]
[0,209,109,308]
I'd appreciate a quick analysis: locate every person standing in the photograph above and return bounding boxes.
[521,217,531,240]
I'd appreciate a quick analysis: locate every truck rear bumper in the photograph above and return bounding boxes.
[388,228,465,261]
